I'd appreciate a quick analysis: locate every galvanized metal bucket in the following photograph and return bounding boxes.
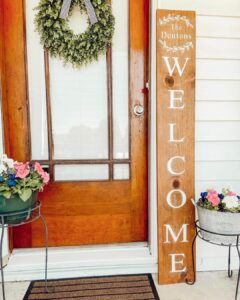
[197,205,240,245]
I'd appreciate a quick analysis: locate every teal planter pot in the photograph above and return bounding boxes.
[0,192,38,224]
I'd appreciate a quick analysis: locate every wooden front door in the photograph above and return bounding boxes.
[1,0,149,248]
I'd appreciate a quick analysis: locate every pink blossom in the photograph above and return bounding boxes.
[15,163,30,179]
[34,162,44,175]
[34,162,49,183]
[207,189,220,206]
[16,169,29,178]
[41,172,50,184]
[15,163,29,171]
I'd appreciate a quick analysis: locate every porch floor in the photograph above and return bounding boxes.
[2,271,238,300]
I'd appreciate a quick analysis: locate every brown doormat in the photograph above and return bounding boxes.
[23,274,160,300]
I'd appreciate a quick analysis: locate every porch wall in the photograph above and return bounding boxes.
[157,0,240,271]
[0,0,240,277]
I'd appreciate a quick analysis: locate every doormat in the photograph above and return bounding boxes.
[23,274,160,300]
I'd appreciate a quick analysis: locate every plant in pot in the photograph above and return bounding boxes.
[0,154,49,224]
[195,188,240,245]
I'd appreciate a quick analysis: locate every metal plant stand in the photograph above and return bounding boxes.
[186,220,240,300]
[0,201,48,300]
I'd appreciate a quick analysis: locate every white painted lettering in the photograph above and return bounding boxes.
[169,253,186,273]
[162,56,190,77]
[164,224,189,243]
[167,156,185,176]
[166,189,186,208]
[168,90,185,109]
[169,123,185,143]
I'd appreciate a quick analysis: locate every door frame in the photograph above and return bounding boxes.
[1,0,159,279]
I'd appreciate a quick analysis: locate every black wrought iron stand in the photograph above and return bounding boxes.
[0,201,48,300]
[186,220,240,300]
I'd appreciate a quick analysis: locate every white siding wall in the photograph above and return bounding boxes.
[157,0,240,271]
[195,15,240,194]
[196,15,240,271]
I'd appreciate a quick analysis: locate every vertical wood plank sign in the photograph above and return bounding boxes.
[156,10,196,284]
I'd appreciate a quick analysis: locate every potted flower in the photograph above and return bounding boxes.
[194,188,240,244]
[0,154,49,224]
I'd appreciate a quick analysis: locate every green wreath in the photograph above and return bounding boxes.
[35,0,115,66]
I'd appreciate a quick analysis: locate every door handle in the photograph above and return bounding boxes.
[133,104,144,116]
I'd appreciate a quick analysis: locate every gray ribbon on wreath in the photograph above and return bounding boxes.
[50,0,98,25]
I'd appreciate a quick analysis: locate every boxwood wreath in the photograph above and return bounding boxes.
[35,0,115,67]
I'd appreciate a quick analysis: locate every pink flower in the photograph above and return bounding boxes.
[15,163,29,171]
[41,172,50,184]
[34,162,44,175]
[207,189,220,206]
[34,162,49,184]
[15,163,30,179]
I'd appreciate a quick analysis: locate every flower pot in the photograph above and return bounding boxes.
[197,205,240,245]
[0,192,38,224]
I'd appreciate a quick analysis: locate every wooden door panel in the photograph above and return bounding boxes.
[32,215,134,247]
[1,0,149,248]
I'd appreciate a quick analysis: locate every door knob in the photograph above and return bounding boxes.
[133,104,144,116]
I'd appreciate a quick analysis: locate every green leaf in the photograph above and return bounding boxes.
[34,0,115,67]
[2,191,11,199]
[19,189,32,202]
[0,186,9,192]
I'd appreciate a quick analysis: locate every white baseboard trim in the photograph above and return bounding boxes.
[4,243,158,282]
[197,255,239,272]
[196,240,240,272]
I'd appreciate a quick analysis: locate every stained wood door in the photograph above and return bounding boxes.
[1,0,149,248]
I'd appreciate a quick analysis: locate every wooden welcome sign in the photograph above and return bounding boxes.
[156,10,196,284]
